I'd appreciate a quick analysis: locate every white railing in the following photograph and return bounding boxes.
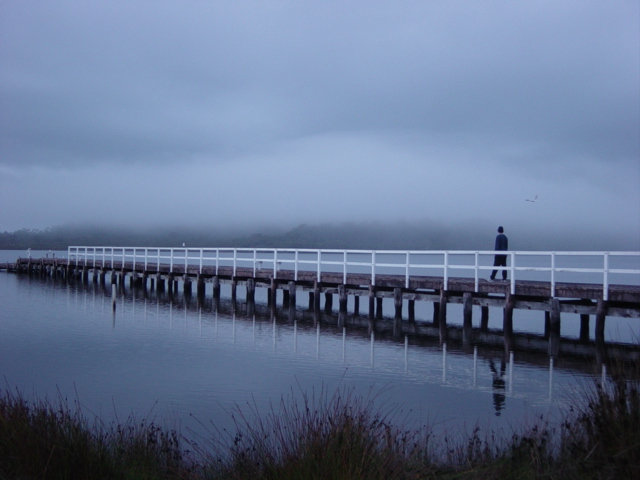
[67,247,640,301]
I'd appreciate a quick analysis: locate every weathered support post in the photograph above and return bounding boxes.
[283,288,290,307]
[368,285,375,319]
[408,299,415,322]
[270,277,277,306]
[463,292,473,346]
[438,287,448,344]
[394,287,403,319]
[324,291,333,312]
[99,269,106,285]
[212,276,220,299]
[503,293,515,355]
[595,298,608,365]
[156,273,165,292]
[111,269,117,285]
[376,297,383,319]
[432,301,440,327]
[548,298,561,357]
[544,311,551,339]
[579,314,590,343]
[338,284,347,313]
[353,295,360,316]
[288,281,297,307]
[245,277,255,303]
[308,291,315,310]
[230,277,237,303]
[314,280,321,311]
[167,273,174,294]
[184,276,192,296]
[480,306,489,331]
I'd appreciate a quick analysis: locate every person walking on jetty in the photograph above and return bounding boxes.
[490,226,509,281]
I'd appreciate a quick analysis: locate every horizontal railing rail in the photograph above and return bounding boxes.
[67,247,640,301]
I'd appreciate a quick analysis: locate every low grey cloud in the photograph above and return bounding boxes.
[1,0,638,247]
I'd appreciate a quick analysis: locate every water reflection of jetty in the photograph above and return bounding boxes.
[9,273,635,410]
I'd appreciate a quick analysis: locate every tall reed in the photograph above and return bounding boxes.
[0,388,193,480]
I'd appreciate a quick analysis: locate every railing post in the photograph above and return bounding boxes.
[233,248,237,276]
[343,250,347,284]
[372,251,376,286]
[443,251,449,291]
[510,252,516,295]
[271,249,276,279]
[603,252,609,301]
[474,252,479,292]
[199,249,203,274]
[550,252,556,297]
[144,248,148,271]
[170,248,174,273]
[405,252,410,289]
[317,250,321,282]
[253,249,257,277]
[295,249,299,281]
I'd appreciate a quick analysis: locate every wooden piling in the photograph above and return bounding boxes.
[394,287,403,319]
[408,299,415,322]
[548,298,561,357]
[288,281,296,307]
[212,276,220,299]
[580,314,590,342]
[324,291,333,312]
[463,292,473,346]
[245,277,255,302]
[270,277,277,306]
[339,284,347,312]
[368,285,375,319]
[230,277,237,302]
[438,287,448,343]
[504,293,515,354]
[314,280,321,311]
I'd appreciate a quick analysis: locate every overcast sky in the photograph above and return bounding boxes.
[1,1,638,247]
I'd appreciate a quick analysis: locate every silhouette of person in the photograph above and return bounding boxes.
[490,226,508,281]
[489,359,506,416]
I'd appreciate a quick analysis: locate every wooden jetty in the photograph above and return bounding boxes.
[3,247,639,354]
[2,246,639,365]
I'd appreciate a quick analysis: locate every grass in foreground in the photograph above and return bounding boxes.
[1,364,638,479]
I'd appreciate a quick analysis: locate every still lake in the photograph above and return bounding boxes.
[1,250,637,444]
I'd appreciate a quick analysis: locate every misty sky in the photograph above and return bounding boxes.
[1,1,639,247]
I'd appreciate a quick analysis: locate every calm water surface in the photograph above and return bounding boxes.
[1,250,636,443]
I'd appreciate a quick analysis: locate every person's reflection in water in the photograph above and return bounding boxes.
[489,359,506,416]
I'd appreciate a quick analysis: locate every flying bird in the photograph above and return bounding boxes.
[526,195,538,202]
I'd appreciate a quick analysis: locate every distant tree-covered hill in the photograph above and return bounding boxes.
[0,221,634,251]
[0,222,463,251]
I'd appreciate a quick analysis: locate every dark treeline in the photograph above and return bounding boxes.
[0,222,469,251]
[0,221,634,252]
